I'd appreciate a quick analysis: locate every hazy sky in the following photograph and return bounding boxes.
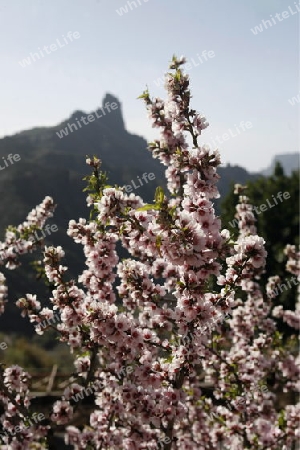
[0,0,299,171]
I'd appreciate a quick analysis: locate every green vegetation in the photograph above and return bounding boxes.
[221,162,299,315]
[0,331,74,372]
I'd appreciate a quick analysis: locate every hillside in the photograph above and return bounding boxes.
[258,153,299,176]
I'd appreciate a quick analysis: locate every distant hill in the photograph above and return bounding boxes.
[258,153,299,176]
[217,163,259,204]
[0,94,296,335]
[0,93,167,245]
[0,94,166,334]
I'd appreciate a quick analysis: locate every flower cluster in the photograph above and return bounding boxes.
[0,196,55,317]
[0,57,298,449]
[0,365,48,448]
[272,244,300,330]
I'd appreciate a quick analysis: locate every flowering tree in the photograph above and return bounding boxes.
[0,57,299,450]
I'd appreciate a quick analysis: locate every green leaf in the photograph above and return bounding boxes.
[136,204,160,211]
[163,355,173,364]
[278,410,286,428]
[156,235,162,248]
[156,235,162,256]
[155,186,165,205]
[137,89,150,100]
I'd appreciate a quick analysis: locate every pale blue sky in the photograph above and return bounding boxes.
[0,0,299,171]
